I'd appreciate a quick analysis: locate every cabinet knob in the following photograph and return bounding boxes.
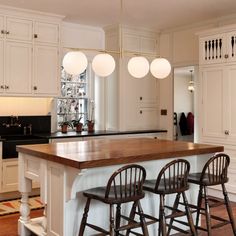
[140,110,142,114]
[225,130,229,135]
[5,85,9,89]
[224,54,229,59]
[140,96,143,101]
[0,85,4,89]
[33,86,37,90]
[5,31,9,35]
[1,30,4,34]
[34,34,38,39]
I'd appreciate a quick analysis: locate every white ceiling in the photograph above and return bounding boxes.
[1,0,236,30]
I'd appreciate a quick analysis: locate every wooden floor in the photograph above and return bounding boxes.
[0,203,236,236]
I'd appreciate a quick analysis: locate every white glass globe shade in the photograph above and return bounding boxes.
[150,58,171,79]
[92,53,116,77]
[62,51,88,75]
[127,56,149,78]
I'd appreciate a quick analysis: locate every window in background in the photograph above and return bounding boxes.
[57,66,91,130]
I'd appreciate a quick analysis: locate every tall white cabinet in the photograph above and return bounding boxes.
[198,24,236,199]
[0,6,63,97]
[105,26,160,131]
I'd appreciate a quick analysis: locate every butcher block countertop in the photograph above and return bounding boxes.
[16,138,224,169]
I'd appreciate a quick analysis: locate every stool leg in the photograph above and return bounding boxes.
[79,198,91,236]
[110,204,115,236]
[182,192,197,236]
[167,193,181,236]
[159,194,166,236]
[126,201,138,236]
[195,185,203,230]
[115,204,121,236]
[222,183,236,236]
[137,201,149,236]
[203,186,212,236]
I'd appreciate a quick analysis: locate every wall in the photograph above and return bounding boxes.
[0,97,52,116]
[159,14,236,140]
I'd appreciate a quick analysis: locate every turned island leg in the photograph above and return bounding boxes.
[18,155,32,236]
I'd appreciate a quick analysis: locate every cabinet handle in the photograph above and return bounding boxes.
[0,85,4,89]
[225,130,229,135]
[140,110,142,114]
[5,31,9,35]
[224,54,229,59]
[1,30,4,34]
[5,85,9,89]
[140,96,143,101]
[34,34,38,39]
[33,86,37,90]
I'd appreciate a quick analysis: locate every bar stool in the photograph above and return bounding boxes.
[79,164,152,236]
[188,153,236,235]
[143,159,197,236]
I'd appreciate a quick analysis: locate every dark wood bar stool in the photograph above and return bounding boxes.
[79,164,152,236]
[188,153,236,235]
[143,159,197,236]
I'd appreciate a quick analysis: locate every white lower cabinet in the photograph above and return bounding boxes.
[2,159,18,192]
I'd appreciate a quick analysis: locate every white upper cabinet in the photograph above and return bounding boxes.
[33,45,59,95]
[34,22,59,44]
[0,40,4,93]
[0,7,62,97]
[5,41,32,94]
[6,17,33,42]
[199,30,236,65]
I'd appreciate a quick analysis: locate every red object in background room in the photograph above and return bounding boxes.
[187,112,194,135]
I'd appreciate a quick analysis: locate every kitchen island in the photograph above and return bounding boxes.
[17,138,223,236]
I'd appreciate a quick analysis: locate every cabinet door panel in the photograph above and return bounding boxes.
[34,45,59,96]
[6,17,33,42]
[2,160,18,192]
[0,40,4,93]
[34,22,59,44]
[226,31,236,63]
[225,65,236,141]
[0,15,4,39]
[202,67,225,139]
[199,34,225,65]
[5,41,32,94]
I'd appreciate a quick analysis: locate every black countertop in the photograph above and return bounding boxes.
[35,129,167,139]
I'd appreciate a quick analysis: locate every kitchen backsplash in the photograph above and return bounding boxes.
[0,115,51,135]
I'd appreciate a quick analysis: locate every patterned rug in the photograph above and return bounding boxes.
[0,196,44,216]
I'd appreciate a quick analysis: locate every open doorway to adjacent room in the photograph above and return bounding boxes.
[173,66,196,142]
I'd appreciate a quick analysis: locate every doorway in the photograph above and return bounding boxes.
[173,66,195,142]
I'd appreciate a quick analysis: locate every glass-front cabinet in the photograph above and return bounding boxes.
[57,67,89,129]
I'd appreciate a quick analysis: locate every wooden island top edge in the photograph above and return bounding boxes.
[16,138,224,169]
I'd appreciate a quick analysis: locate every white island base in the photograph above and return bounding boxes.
[18,153,211,236]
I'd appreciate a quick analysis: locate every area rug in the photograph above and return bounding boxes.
[0,196,44,216]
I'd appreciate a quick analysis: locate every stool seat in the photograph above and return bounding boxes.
[83,186,145,204]
[144,178,189,194]
[188,172,229,186]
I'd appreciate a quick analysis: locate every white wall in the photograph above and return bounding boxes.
[159,15,236,139]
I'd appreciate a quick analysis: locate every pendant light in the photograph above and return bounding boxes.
[62,51,88,75]
[150,58,171,79]
[92,53,116,77]
[127,56,150,78]
[188,70,194,92]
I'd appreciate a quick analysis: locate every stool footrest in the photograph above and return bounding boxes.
[166,222,191,235]
[86,223,109,235]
